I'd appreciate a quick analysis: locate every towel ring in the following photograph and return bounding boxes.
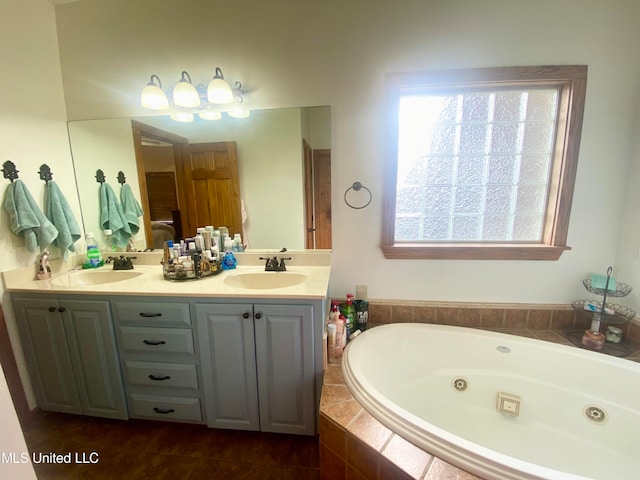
[2,161,19,182]
[39,164,53,184]
[344,181,372,209]
[117,171,126,184]
[95,169,106,184]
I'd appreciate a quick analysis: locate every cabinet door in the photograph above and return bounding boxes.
[196,303,259,430]
[13,298,81,414]
[254,304,315,435]
[63,300,128,420]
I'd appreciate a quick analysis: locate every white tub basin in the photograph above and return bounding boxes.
[50,268,143,287]
[223,270,309,290]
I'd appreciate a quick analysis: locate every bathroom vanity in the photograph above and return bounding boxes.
[4,252,330,436]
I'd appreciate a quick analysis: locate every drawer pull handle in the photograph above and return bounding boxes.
[153,407,175,414]
[139,312,162,317]
[148,375,171,381]
[143,340,167,346]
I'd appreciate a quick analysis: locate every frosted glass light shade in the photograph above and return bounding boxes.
[173,80,200,108]
[207,68,234,104]
[227,108,250,119]
[199,111,222,120]
[170,112,194,122]
[141,83,169,110]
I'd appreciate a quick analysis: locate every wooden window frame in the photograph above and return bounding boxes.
[381,65,588,260]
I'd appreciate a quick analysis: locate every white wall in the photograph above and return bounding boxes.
[0,0,73,477]
[53,0,640,303]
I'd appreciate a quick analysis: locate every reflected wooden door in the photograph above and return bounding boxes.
[313,149,331,249]
[177,142,242,238]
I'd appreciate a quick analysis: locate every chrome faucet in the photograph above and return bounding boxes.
[37,250,52,280]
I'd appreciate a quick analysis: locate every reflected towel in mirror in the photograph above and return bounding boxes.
[45,180,81,260]
[120,183,144,235]
[4,179,59,252]
[100,182,131,249]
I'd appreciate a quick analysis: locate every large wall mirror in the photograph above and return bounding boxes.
[67,106,331,251]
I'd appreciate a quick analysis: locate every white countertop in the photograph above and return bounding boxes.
[3,251,331,300]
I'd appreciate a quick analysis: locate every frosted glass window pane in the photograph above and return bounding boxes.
[490,123,520,154]
[460,124,487,154]
[396,187,424,214]
[515,184,547,213]
[482,215,511,240]
[462,93,490,122]
[425,157,454,184]
[513,215,543,241]
[397,157,424,185]
[522,122,554,153]
[494,91,522,122]
[438,96,459,123]
[519,155,550,183]
[525,90,558,121]
[395,216,421,240]
[487,155,517,184]
[452,216,480,241]
[430,124,457,154]
[423,216,450,240]
[454,186,483,214]
[424,186,453,214]
[485,186,515,214]
[456,156,485,185]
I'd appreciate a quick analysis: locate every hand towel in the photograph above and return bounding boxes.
[44,180,81,260]
[100,182,131,249]
[120,183,144,236]
[4,179,59,252]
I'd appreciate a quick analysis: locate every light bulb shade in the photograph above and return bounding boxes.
[141,75,169,110]
[227,108,250,119]
[207,67,234,104]
[173,71,200,108]
[170,112,194,122]
[199,111,222,120]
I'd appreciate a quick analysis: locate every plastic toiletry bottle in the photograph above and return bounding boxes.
[195,228,206,250]
[327,324,337,364]
[102,229,116,251]
[223,236,233,252]
[232,233,243,252]
[84,232,103,269]
[342,294,356,337]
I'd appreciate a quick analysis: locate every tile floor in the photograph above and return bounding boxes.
[20,410,320,479]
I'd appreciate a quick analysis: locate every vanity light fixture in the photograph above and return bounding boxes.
[140,67,249,121]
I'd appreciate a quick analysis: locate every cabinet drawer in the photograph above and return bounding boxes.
[129,394,202,422]
[113,301,191,326]
[119,326,194,355]
[124,360,199,390]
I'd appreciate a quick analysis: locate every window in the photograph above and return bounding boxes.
[382,66,587,260]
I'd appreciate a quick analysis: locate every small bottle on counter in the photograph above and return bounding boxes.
[327,323,337,364]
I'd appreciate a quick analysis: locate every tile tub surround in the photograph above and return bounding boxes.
[319,307,640,480]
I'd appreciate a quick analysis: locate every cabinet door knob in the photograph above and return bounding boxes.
[243,312,250,319]
[48,306,56,312]
[57,307,66,313]
[143,339,167,346]
[153,407,175,414]
[255,313,262,320]
[148,375,171,381]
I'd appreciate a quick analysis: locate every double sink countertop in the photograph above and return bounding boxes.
[2,250,331,300]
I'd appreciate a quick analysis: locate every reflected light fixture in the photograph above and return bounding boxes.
[140,68,249,122]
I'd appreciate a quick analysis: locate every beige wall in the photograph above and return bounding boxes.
[46,0,640,305]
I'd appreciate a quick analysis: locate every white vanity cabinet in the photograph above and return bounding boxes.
[196,301,318,435]
[111,299,204,424]
[12,296,128,420]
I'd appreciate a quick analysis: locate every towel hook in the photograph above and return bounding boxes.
[117,171,126,184]
[95,169,106,184]
[344,181,372,209]
[38,164,53,184]
[2,161,19,182]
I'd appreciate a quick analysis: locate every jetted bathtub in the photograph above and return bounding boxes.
[342,323,640,480]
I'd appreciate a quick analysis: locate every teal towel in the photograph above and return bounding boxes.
[4,179,59,252]
[99,183,131,249]
[120,183,144,236]
[45,180,81,260]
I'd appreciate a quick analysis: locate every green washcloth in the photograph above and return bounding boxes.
[591,273,616,291]
[120,183,144,236]
[45,180,81,260]
[99,182,132,249]
[4,179,59,252]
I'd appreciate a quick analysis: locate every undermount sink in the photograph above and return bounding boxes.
[50,268,143,287]
[223,270,310,290]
